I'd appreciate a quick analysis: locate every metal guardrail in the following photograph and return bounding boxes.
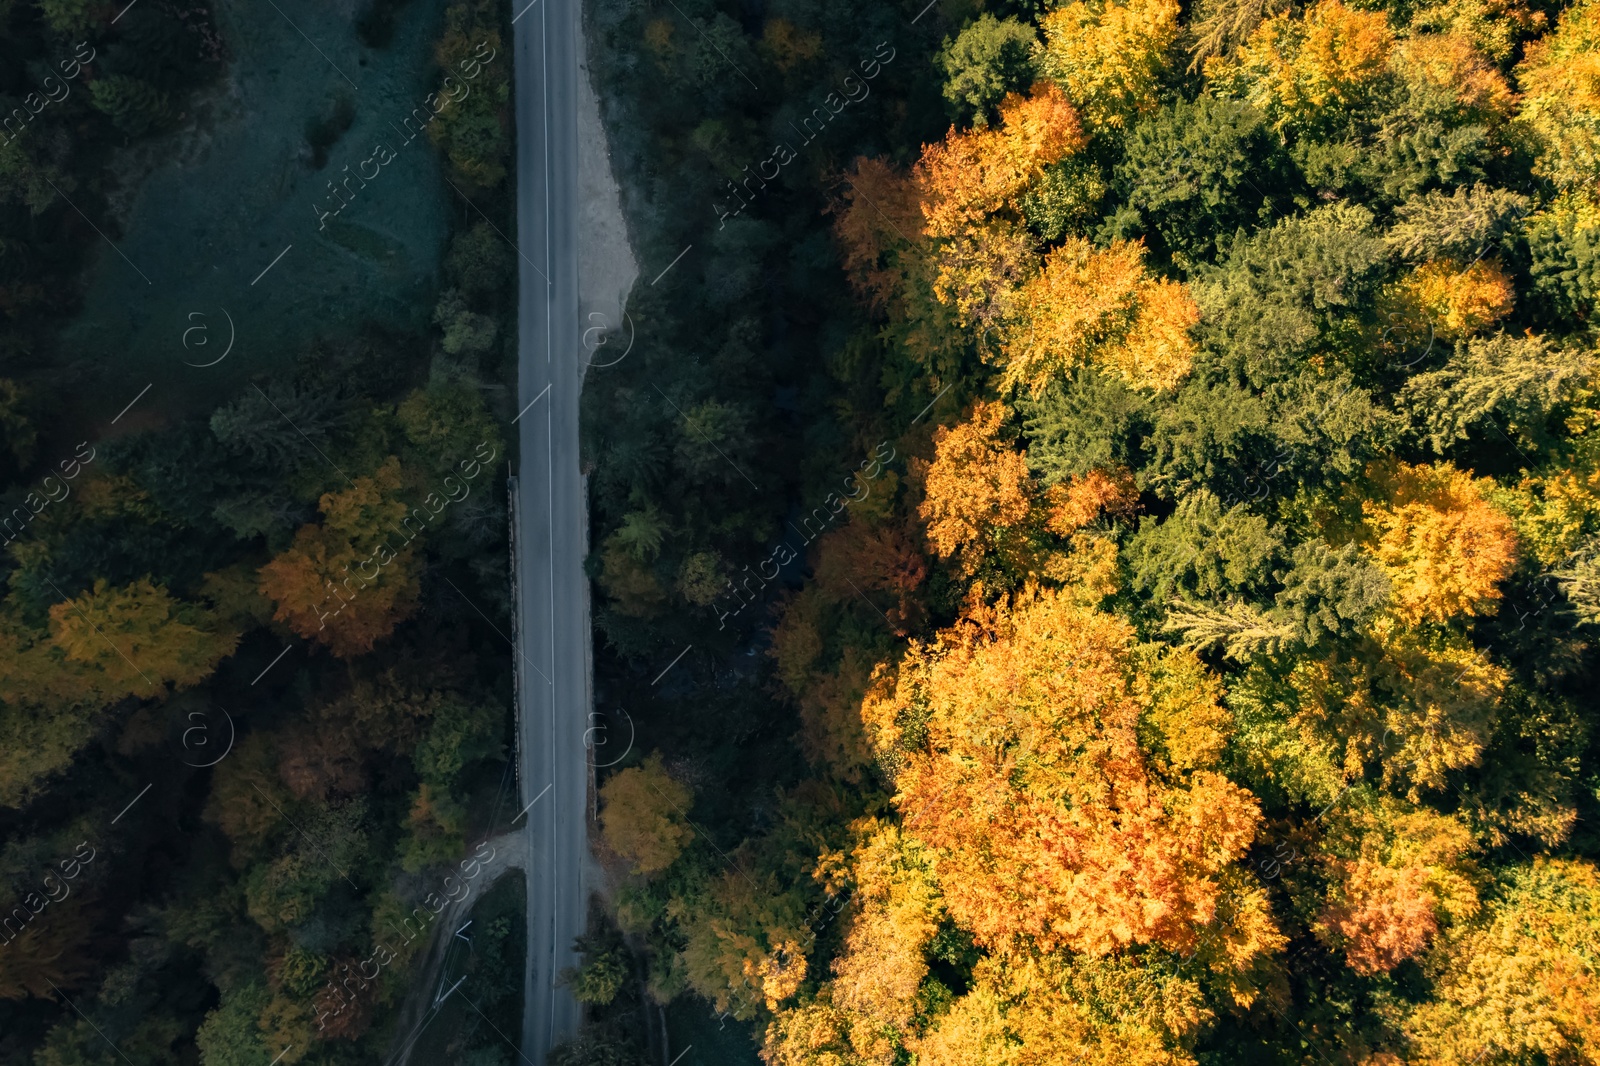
[507,471,521,797]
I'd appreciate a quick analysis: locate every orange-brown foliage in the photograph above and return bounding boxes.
[916,82,1084,242]
[257,459,421,658]
[1361,460,1518,625]
[831,156,924,312]
[1323,860,1441,974]
[1045,466,1141,536]
[863,586,1272,958]
[999,238,1198,393]
[917,401,1033,570]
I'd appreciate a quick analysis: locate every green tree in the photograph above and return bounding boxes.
[1386,184,1529,263]
[411,697,502,788]
[210,384,345,471]
[432,288,500,359]
[1191,202,1388,387]
[444,222,514,302]
[1109,95,1287,263]
[936,15,1040,127]
[88,75,173,138]
[194,981,272,1066]
[1019,365,1149,484]
[1126,488,1285,601]
[1526,192,1600,321]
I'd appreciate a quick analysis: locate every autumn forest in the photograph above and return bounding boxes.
[3,0,1600,1060]
[578,0,1600,1062]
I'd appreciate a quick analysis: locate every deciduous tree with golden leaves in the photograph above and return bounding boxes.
[257,458,422,658]
[861,586,1276,961]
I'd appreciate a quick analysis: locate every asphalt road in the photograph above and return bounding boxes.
[511,0,589,1057]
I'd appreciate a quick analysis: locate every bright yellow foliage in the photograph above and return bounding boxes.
[1516,0,1600,189]
[917,82,1084,242]
[599,752,694,875]
[1361,460,1518,625]
[1381,259,1515,341]
[917,400,1033,571]
[998,237,1198,393]
[826,824,942,1053]
[1289,623,1507,798]
[1404,859,1600,1065]
[1038,0,1182,132]
[911,954,1206,1066]
[862,586,1275,960]
[1395,33,1514,123]
[48,577,239,695]
[1207,0,1394,128]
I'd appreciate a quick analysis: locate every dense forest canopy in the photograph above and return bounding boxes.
[4,0,1600,1058]
[573,0,1600,1062]
[1,0,528,1061]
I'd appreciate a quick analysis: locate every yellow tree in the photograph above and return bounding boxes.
[998,237,1199,393]
[1360,460,1518,625]
[916,400,1033,573]
[827,824,942,1040]
[861,586,1277,962]
[1516,0,1600,189]
[1207,0,1394,129]
[910,953,1209,1066]
[258,457,421,657]
[1038,0,1182,133]
[47,578,240,697]
[599,752,694,875]
[1379,259,1515,342]
[1403,859,1600,1064]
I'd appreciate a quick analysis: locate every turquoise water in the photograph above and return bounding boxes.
[64,0,453,423]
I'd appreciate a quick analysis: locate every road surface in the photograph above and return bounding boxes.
[511,0,589,1057]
